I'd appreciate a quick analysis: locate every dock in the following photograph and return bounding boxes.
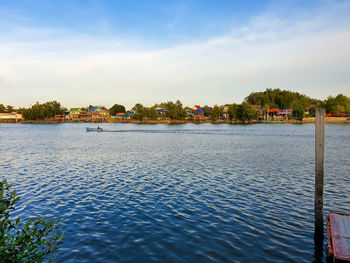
[327,212,350,262]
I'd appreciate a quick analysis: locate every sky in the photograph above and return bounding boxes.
[0,0,350,109]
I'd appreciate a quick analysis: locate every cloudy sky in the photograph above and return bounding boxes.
[0,0,350,109]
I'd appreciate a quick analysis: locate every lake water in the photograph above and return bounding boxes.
[1,123,349,262]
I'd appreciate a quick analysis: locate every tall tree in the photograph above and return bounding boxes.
[210,105,222,121]
[323,94,350,113]
[293,106,305,121]
[132,103,157,121]
[237,102,259,122]
[6,105,14,112]
[109,104,126,115]
[228,104,239,120]
[155,100,186,120]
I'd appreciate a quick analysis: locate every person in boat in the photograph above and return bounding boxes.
[97,126,102,130]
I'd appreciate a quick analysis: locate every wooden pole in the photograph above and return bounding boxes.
[315,108,325,233]
[314,108,325,262]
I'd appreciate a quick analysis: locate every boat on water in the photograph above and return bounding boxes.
[86,127,103,132]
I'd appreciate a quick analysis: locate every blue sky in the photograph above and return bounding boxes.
[0,0,350,108]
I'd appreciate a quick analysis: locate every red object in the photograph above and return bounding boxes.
[327,212,350,262]
[325,113,350,117]
[268,108,283,113]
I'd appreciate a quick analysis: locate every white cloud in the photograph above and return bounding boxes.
[0,1,350,108]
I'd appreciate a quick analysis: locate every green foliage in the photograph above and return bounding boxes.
[20,101,65,121]
[228,104,239,120]
[323,94,350,114]
[155,100,187,120]
[245,88,318,109]
[0,180,64,263]
[293,106,305,121]
[6,105,14,112]
[237,102,259,122]
[200,105,212,117]
[210,105,222,121]
[132,103,157,121]
[0,104,14,112]
[109,104,126,116]
[227,103,259,122]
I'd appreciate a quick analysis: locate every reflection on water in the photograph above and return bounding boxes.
[0,123,349,263]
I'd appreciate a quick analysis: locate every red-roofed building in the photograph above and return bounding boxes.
[276,109,294,118]
[192,105,205,121]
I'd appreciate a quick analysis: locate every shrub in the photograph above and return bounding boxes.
[0,180,64,263]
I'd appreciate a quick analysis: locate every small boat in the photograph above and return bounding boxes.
[327,212,350,262]
[86,127,103,132]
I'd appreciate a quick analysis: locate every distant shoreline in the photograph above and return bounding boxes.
[1,117,349,124]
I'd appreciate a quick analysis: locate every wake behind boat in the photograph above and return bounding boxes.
[86,127,103,132]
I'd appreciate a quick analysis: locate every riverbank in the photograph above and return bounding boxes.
[1,117,350,124]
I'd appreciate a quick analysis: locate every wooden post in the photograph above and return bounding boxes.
[315,108,325,233]
[314,108,325,262]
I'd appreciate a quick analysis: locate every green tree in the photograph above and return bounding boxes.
[109,104,126,116]
[0,104,5,111]
[6,105,14,112]
[323,94,350,114]
[245,88,318,109]
[0,180,64,263]
[202,105,211,117]
[132,103,144,121]
[237,102,259,123]
[20,101,65,121]
[155,100,187,120]
[228,103,239,120]
[132,104,157,121]
[144,107,158,120]
[165,101,177,119]
[293,106,305,121]
[210,105,222,121]
[175,100,187,120]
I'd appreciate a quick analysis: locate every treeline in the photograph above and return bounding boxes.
[245,88,350,114]
[20,101,65,120]
[226,102,260,122]
[4,89,350,121]
[245,88,319,109]
[131,100,187,121]
[0,104,15,112]
[323,94,350,114]
[130,100,260,122]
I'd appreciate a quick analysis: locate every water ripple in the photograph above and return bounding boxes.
[0,123,349,262]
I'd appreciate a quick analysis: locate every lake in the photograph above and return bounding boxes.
[1,123,349,262]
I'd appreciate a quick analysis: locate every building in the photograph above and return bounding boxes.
[192,106,205,121]
[0,111,23,122]
[275,109,294,119]
[156,108,167,119]
[87,107,109,122]
[69,108,82,116]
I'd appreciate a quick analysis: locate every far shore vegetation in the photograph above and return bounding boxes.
[1,89,350,123]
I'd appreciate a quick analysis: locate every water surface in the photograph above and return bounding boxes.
[1,123,349,262]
